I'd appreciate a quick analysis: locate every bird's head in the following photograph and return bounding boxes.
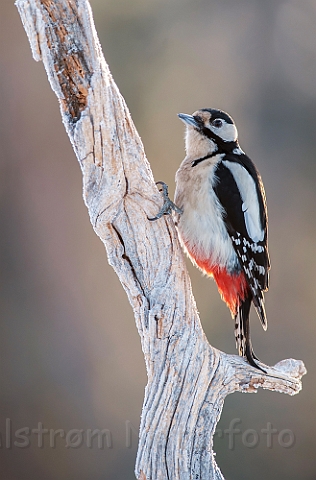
[178,108,239,161]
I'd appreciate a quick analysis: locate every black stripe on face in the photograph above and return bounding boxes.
[198,123,238,154]
[191,109,237,154]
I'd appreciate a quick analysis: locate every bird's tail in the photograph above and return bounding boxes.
[252,292,268,331]
[235,296,266,372]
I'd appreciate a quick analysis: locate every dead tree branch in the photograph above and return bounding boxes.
[16,1,306,478]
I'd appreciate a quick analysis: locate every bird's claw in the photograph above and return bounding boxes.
[148,181,183,221]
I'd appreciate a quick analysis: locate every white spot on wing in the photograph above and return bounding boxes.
[223,161,264,242]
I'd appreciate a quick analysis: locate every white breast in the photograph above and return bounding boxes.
[175,161,237,271]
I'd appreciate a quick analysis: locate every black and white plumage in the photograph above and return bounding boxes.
[172,108,270,371]
[213,152,269,326]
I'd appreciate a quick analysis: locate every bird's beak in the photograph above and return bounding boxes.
[178,113,199,128]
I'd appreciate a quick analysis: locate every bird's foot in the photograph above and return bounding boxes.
[148,181,183,221]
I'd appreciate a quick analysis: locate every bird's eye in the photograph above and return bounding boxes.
[212,119,223,128]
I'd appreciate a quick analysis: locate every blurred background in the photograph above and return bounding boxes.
[1,0,315,478]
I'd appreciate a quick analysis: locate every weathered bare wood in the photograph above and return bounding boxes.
[16,1,306,478]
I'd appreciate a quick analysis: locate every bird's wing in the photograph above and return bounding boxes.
[213,157,270,328]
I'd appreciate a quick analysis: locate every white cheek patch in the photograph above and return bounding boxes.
[223,161,264,243]
[210,123,238,142]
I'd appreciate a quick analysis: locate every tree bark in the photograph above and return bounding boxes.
[16,1,306,479]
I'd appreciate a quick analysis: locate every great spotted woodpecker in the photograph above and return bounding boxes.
[150,108,270,371]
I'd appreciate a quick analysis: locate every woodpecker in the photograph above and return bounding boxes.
[150,108,270,371]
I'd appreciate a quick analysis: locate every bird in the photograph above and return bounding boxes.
[150,108,270,371]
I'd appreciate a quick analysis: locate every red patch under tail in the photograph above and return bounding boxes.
[194,258,249,317]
